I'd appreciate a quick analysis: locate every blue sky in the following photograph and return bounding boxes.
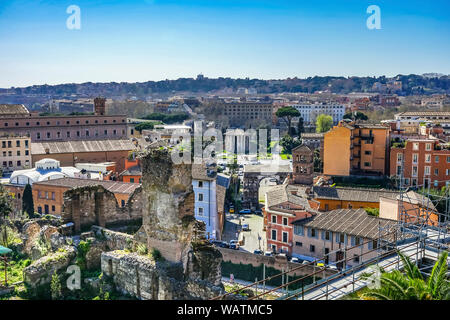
[0,0,449,88]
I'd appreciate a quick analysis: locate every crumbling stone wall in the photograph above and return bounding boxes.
[23,246,76,289]
[62,186,142,232]
[101,251,223,300]
[136,148,197,263]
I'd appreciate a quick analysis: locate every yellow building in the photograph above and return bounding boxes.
[312,186,399,212]
[324,121,389,176]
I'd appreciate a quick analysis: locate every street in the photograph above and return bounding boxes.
[222,212,267,253]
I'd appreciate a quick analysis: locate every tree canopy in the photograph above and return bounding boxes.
[343,111,369,121]
[316,114,333,133]
[276,106,300,135]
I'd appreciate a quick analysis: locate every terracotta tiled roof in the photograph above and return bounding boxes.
[312,186,398,203]
[299,208,397,240]
[33,177,140,194]
[31,139,135,155]
[0,104,29,115]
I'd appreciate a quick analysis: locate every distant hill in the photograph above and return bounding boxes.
[1,74,449,97]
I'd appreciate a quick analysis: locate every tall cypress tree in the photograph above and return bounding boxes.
[22,183,35,218]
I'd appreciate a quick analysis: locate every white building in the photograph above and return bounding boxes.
[9,158,79,186]
[192,163,218,240]
[293,103,346,125]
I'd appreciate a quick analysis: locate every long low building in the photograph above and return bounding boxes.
[312,186,399,211]
[32,177,141,216]
[31,139,136,172]
[291,208,397,268]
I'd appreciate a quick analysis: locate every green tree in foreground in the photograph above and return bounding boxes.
[316,114,333,133]
[22,183,35,218]
[280,134,301,154]
[276,106,300,135]
[360,251,449,300]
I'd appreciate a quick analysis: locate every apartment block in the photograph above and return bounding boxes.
[323,121,389,177]
[293,103,345,125]
[0,100,128,142]
[218,102,274,126]
[390,138,450,188]
[0,135,31,172]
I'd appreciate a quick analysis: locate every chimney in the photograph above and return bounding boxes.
[94,97,106,115]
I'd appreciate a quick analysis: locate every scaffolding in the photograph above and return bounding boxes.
[213,180,450,301]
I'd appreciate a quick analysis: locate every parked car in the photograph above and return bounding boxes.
[211,240,229,248]
[254,210,262,216]
[264,251,273,256]
[239,209,252,215]
[302,260,310,265]
[242,224,250,231]
[253,250,263,255]
[277,253,287,259]
[328,265,338,271]
[229,206,235,214]
[229,240,240,250]
[290,257,300,263]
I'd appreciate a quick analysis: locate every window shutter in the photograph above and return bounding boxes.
[321,231,325,240]
[336,233,340,242]
[307,228,311,237]
[368,241,372,250]
[351,236,355,246]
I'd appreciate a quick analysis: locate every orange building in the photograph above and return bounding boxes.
[312,186,399,212]
[120,159,142,183]
[390,138,450,189]
[324,121,390,177]
[32,177,140,215]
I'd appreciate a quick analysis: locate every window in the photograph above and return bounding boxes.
[198,207,204,216]
[130,178,135,183]
[413,143,419,150]
[435,156,440,163]
[271,229,277,241]
[364,150,371,155]
[425,143,431,151]
[324,231,331,241]
[364,162,371,167]
[272,215,277,224]
[294,225,304,236]
[282,232,288,243]
[434,168,439,176]
[198,181,203,188]
[46,132,51,139]
[198,193,204,201]
[447,156,450,163]
[282,217,288,226]
[412,154,418,164]
[425,154,431,163]
[353,254,360,263]
[16,140,20,147]
[16,151,20,156]
[424,166,430,175]
[295,242,302,247]
[51,192,55,200]
[121,200,125,207]
[310,245,315,253]
[412,166,418,177]
[52,205,55,212]
[67,132,71,138]
[308,228,317,238]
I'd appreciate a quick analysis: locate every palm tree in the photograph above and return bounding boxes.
[360,251,449,300]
